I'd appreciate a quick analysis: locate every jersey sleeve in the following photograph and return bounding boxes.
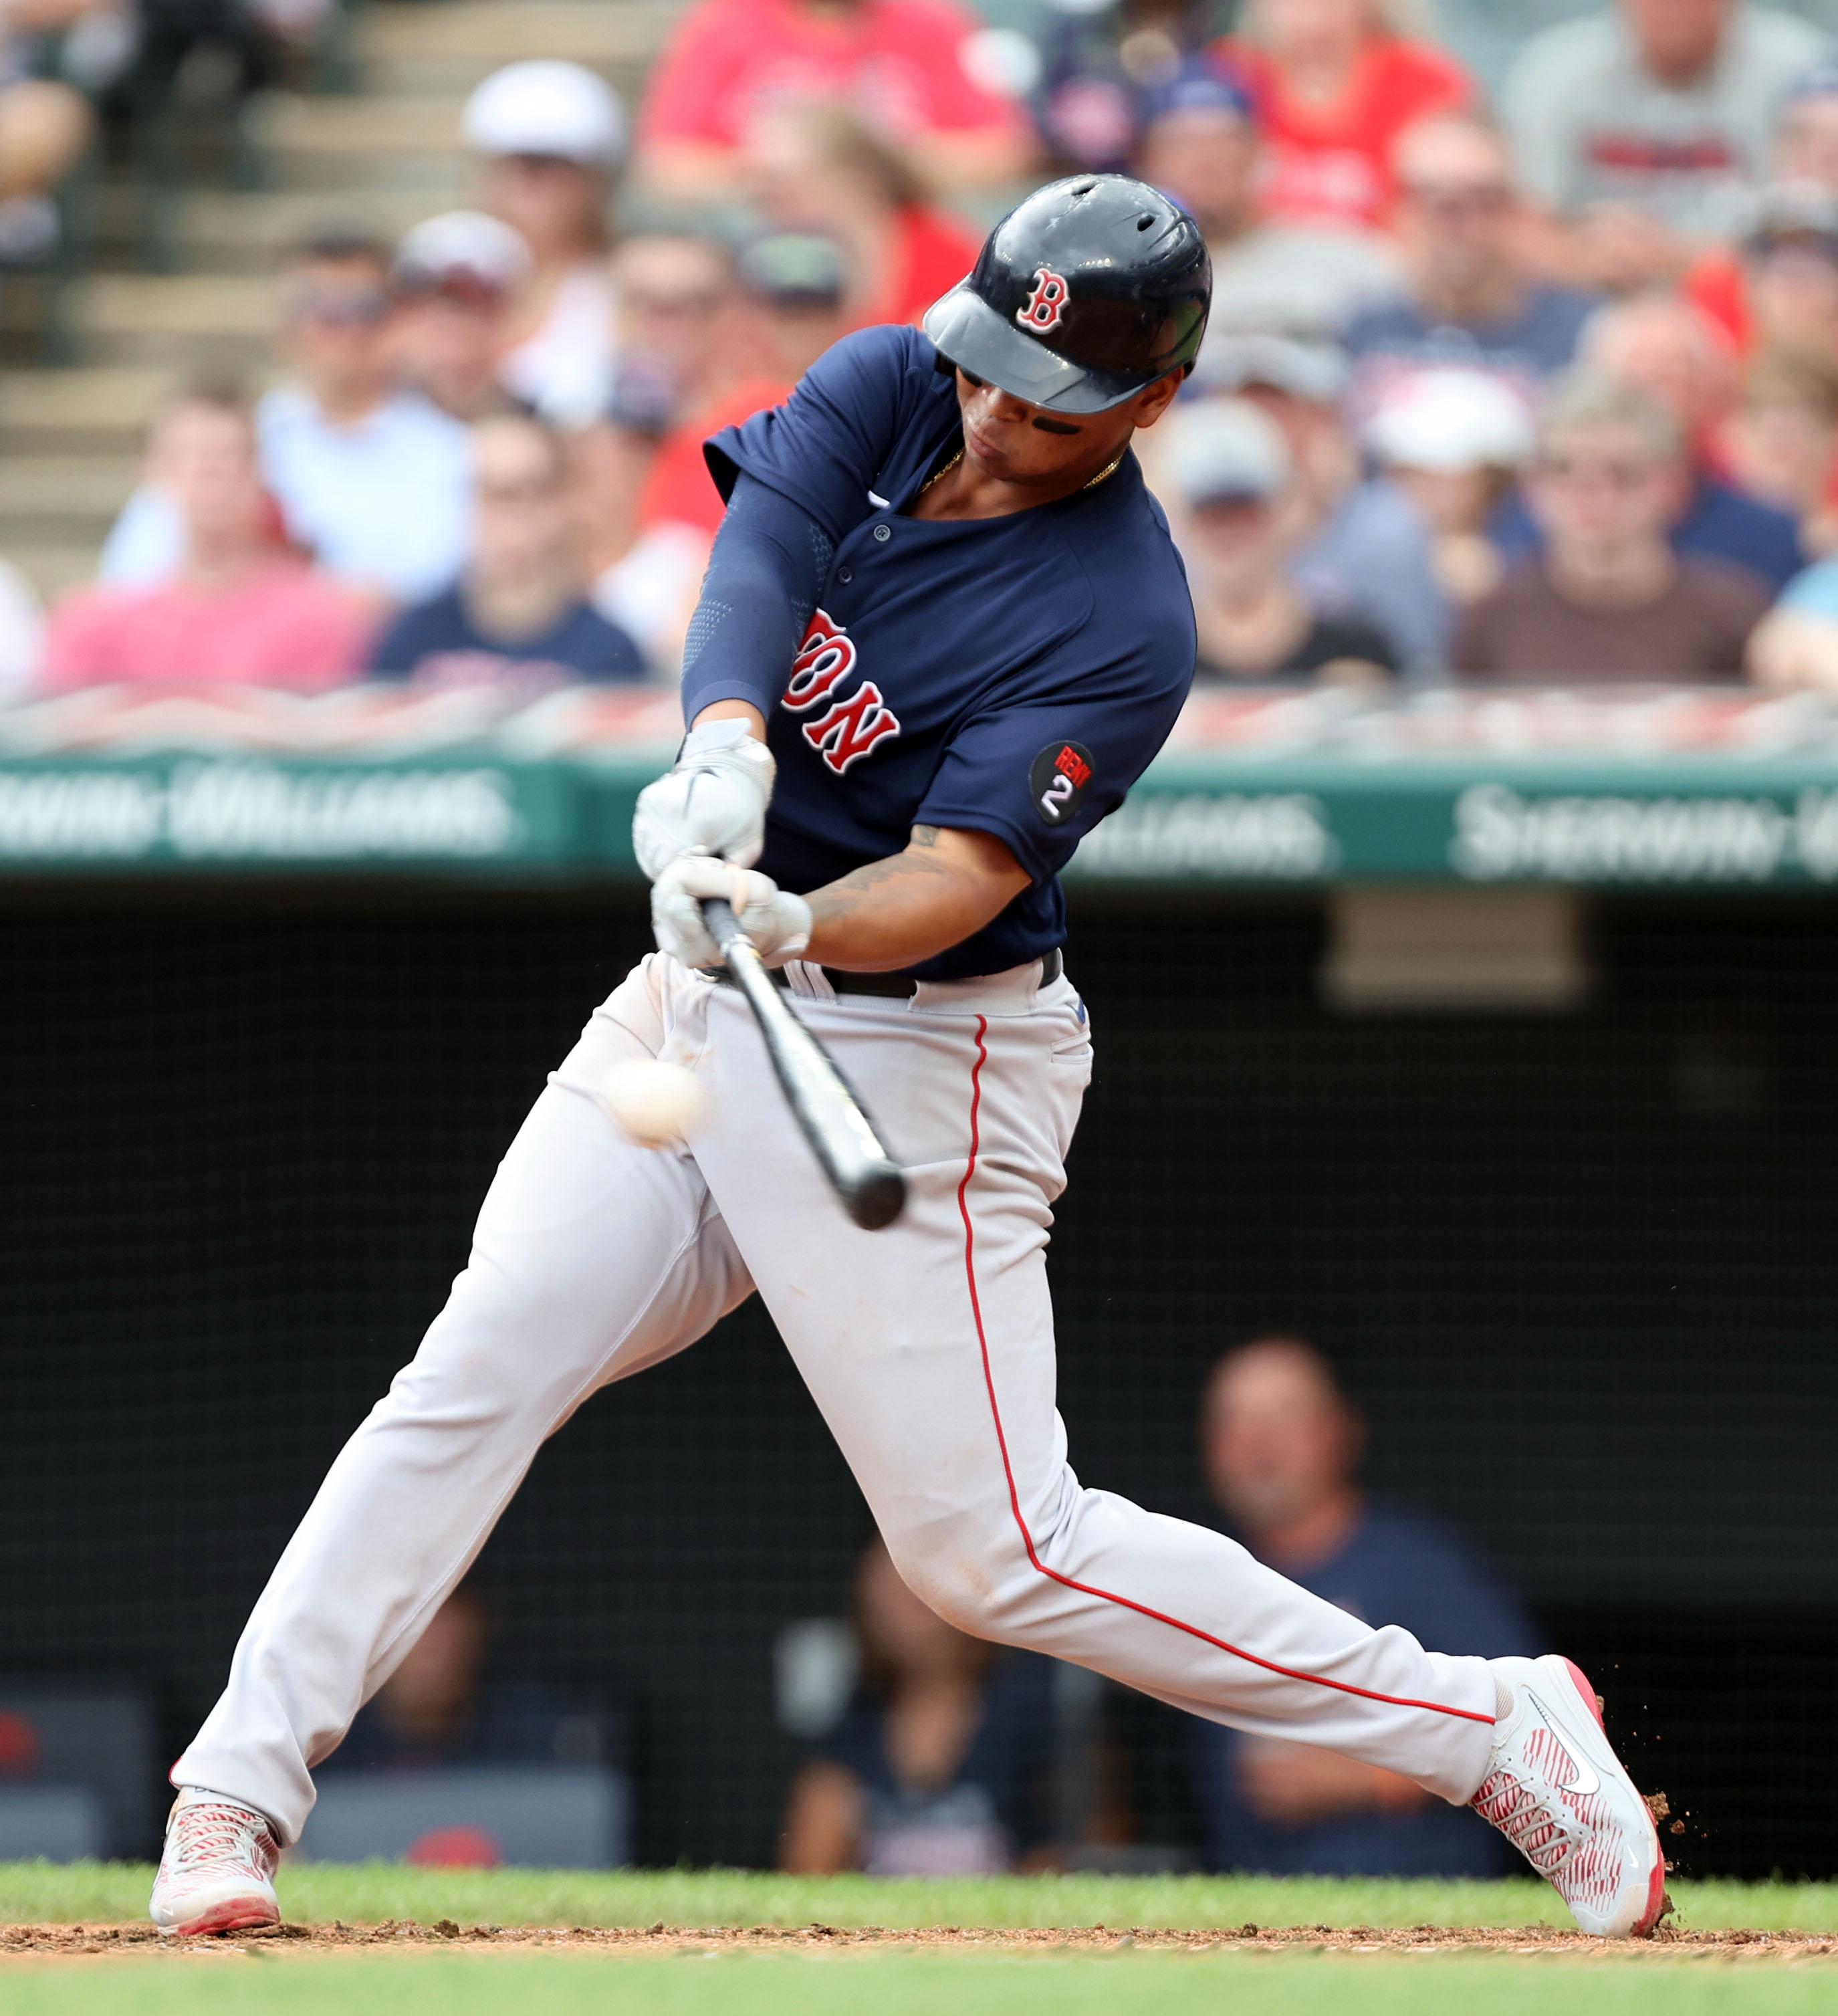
[916,626,1193,883]
[703,326,939,546]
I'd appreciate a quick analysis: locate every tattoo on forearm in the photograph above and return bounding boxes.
[807,840,954,929]
[911,824,940,847]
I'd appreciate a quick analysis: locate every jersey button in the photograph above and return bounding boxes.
[838,566,853,583]
[872,523,891,542]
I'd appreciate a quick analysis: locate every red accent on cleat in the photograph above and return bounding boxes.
[169,1896,281,1938]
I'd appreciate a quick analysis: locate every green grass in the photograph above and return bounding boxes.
[4,1868,1835,2016]
[1,1952,1837,2016]
[2,1862,1837,1934]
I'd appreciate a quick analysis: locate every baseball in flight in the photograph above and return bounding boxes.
[595,1058,707,1147]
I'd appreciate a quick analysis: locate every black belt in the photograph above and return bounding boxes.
[716,947,1062,998]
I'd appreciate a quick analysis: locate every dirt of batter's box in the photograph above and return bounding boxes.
[2,1922,1837,1962]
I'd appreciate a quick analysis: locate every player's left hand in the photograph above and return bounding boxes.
[652,854,813,970]
[634,719,776,879]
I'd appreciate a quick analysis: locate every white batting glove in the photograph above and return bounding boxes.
[652,854,814,970]
[634,719,776,879]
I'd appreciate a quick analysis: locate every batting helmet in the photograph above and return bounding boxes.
[922,174,1211,415]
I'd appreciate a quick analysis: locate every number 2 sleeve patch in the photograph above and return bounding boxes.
[1029,742,1095,827]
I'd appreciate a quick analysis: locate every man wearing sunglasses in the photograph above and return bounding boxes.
[1454,369,1770,680]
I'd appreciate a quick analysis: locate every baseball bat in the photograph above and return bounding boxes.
[700,897,908,1231]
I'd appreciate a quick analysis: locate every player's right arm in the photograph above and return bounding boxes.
[653,814,1030,974]
[801,824,1029,971]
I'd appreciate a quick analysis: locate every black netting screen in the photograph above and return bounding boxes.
[1,883,1833,1875]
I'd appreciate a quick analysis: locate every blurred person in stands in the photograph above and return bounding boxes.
[1748,547,1838,685]
[1688,180,1838,363]
[368,411,643,689]
[1341,116,1595,416]
[634,0,1034,201]
[1493,291,1805,592]
[42,385,370,691]
[1195,332,1446,671]
[327,1581,612,1773]
[1501,0,1829,294]
[1364,367,1534,611]
[743,101,980,332]
[1774,60,1838,190]
[578,230,762,672]
[1035,0,1232,175]
[465,60,624,429]
[735,229,855,384]
[1161,399,1395,684]
[1585,291,1802,588]
[254,231,473,606]
[1193,1339,1536,1877]
[1130,58,1401,338]
[388,210,531,424]
[1454,372,1771,683]
[0,0,101,262]
[780,1535,1053,1874]
[1723,349,1838,554]
[1211,0,1472,235]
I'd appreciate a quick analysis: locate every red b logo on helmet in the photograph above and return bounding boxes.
[1016,267,1070,332]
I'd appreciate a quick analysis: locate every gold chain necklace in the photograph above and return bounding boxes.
[1081,449,1126,491]
[917,441,1126,501]
[917,445,963,497]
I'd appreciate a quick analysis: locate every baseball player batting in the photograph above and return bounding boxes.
[150,176,1665,1939]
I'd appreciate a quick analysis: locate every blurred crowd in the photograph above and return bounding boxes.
[16,0,1838,696]
[776,1335,1538,1877]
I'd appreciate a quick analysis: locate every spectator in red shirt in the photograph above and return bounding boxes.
[1214,0,1472,233]
[744,102,980,332]
[41,387,372,693]
[635,0,1034,201]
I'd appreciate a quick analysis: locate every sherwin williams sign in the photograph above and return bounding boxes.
[7,682,1838,885]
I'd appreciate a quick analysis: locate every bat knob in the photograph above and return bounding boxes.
[845,1165,907,1232]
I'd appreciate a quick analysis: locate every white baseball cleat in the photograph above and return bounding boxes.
[1471,1653,1667,1938]
[148,1787,282,1936]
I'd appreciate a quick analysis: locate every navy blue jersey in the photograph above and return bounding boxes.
[702,324,1196,981]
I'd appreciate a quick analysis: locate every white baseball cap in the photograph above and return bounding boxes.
[462,61,626,170]
[1363,367,1534,474]
[393,210,533,298]
[1163,397,1294,508]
